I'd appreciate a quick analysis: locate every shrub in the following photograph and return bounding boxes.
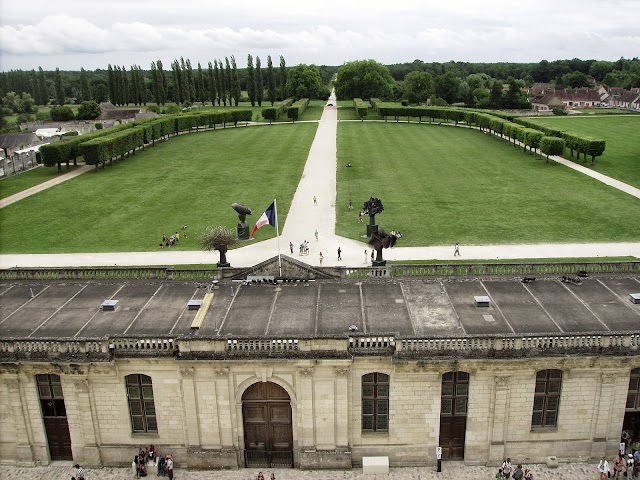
[50,105,74,121]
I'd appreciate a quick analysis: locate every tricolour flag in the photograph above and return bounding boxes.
[250,201,277,238]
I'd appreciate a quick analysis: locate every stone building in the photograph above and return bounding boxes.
[1,259,639,470]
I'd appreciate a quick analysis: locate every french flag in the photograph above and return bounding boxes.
[250,201,277,238]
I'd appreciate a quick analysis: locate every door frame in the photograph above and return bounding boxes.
[438,371,469,460]
[236,378,298,468]
[36,373,73,461]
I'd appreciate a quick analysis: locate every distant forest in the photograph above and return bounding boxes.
[1,56,638,115]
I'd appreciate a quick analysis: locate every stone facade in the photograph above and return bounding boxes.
[1,353,637,469]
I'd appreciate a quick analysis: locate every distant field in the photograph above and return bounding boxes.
[0,165,79,199]
[524,115,640,189]
[0,123,317,254]
[336,122,640,246]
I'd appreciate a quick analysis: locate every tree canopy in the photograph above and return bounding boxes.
[335,60,395,100]
[285,64,327,100]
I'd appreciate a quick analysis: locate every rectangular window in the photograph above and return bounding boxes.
[362,373,389,433]
[126,374,157,433]
[531,369,562,428]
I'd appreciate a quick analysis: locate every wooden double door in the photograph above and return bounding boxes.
[242,382,293,468]
[37,374,73,460]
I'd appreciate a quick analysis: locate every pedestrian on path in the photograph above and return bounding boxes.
[598,456,610,480]
[315,229,318,241]
[289,242,293,254]
[358,212,364,222]
[313,195,317,205]
[454,242,460,256]
[319,252,324,265]
[337,247,342,260]
[74,464,85,480]
[363,250,368,264]
[371,250,374,263]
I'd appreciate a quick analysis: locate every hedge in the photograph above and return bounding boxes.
[262,98,294,123]
[540,136,566,161]
[353,98,368,119]
[287,98,309,121]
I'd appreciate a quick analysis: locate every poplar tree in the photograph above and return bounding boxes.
[156,60,167,106]
[224,57,232,105]
[279,56,287,101]
[255,56,264,106]
[247,54,256,106]
[267,55,276,106]
[207,62,217,106]
[79,68,91,103]
[37,67,49,106]
[231,55,241,106]
[214,60,223,106]
[151,61,160,105]
[107,64,116,104]
[129,66,140,105]
[54,68,65,105]
[120,65,129,105]
[186,58,196,103]
[197,62,206,105]
[171,60,182,104]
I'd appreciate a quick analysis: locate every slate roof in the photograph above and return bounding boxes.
[0,133,41,150]
[1,274,639,340]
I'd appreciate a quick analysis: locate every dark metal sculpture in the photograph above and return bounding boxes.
[367,229,402,266]
[362,197,384,237]
[232,203,252,240]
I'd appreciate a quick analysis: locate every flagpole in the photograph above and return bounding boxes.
[274,198,282,277]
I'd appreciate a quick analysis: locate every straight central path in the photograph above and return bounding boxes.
[1,106,639,269]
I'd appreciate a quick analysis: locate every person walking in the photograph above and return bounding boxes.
[319,252,324,265]
[349,199,353,209]
[337,247,342,260]
[613,452,626,479]
[363,250,368,264]
[501,458,512,479]
[454,242,460,256]
[289,242,293,254]
[315,229,318,241]
[313,195,317,205]
[598,456,610,480]
[165,454,174,480]
[74,464,85,480]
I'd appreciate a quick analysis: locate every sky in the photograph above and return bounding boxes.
[1,0,639,72]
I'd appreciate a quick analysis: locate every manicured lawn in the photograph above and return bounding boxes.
[0,165,80,199]
[524,115,640,189]
[336,122,640,246]
[0,123,317,254]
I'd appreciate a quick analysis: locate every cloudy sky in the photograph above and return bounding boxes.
[1,0,639,71]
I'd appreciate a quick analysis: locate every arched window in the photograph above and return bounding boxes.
[126,374,157,433]
[626,368,640,410]
[362,372,389,432]
[532,369,562,428]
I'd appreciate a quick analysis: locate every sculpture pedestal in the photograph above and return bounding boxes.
[372,260,386,267]
[237,224,249,241]
[217,262,230,268]
[366,224,378,237]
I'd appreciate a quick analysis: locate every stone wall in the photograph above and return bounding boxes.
[1,355,638,469]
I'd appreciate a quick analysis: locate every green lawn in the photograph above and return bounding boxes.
[0,123,317,253]
[0,165,80,199]
[336,122,640,246]
[524,115,640,189]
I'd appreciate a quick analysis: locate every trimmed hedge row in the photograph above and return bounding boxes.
[40,120,144,168]
[261,98,294,123]
[366,100,605,163]
[44,109,252,168]
[353,98,368,119]
[287,98,310,121]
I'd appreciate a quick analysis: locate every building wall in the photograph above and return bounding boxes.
[0,355,637,469]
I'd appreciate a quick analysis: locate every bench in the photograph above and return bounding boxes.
[362,456,389,474]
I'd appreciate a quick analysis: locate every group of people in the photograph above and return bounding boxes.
[132,445,173,478]
[598,451,638,479]
[496,458,533,480]
[159,226,187,249]
[255,473,276,480]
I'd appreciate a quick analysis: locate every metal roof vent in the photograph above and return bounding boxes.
[101,299,119,311]
[188,299,204,310]
[630,293,640,304]
[474,295,490,307]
